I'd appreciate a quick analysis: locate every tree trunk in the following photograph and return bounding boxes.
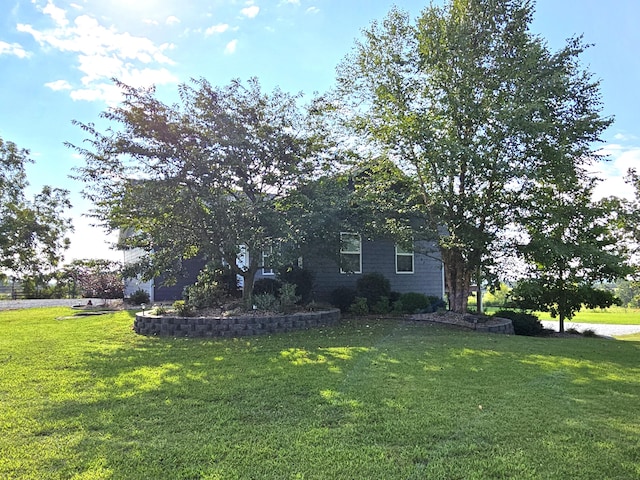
[241,268,257,302]
[475,266,482,314]
[441,248,472,313]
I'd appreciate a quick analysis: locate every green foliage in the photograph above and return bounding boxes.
[184,264,236,309]
[511,279,621,332]
[152,305,168,315]
[277,265,314,303]
[370,296,391,314]
[348,296,369,316]
[493,310,545,336]
[278,283,301,313]
[582,329,598,338]
[253,278,283,297]
[394,292,431,314]
[70,78,321,301]
[393,293,446,314]
[252,293,278,312]
[332,2,613,313]
[482,284,511,307]
[128,289,150,305]
[356,272,391,308]
[0,136,72,278]
[172,300,192,317]
[329,287,357,312]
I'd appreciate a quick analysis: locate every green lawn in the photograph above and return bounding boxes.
[481,305,640,325]
[1,307,639,479]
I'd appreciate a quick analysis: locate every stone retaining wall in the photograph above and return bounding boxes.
[134,309,341,337]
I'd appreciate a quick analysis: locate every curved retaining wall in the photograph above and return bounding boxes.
[134,309,341,337]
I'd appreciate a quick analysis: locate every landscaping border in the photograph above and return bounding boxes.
[134,309,341,337]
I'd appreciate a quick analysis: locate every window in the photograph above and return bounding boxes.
[340,233,362,274]
[396,243,414,274]
[262,244,274,275]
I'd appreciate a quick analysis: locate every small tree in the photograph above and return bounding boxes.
[0,137,72,279]
[512,181,628,332]
[68,260,123,303]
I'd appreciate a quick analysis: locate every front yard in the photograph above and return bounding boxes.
[1,307,638,479]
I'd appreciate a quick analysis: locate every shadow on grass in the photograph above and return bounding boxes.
[28,318,640,479]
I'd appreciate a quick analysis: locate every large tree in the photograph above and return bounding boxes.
[70,78,322,299]
[331,0,612,312]
[0,136,72,279]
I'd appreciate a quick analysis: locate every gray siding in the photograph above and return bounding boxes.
[310,239,443,300]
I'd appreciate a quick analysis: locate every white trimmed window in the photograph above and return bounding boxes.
[396,243,414,274]
[262,245,274,275]
[340,233,362,274]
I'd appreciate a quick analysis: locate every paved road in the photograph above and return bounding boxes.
[0,298,103,310]
[541,320,640,337]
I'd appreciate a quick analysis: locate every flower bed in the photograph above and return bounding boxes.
[134,309,340,337]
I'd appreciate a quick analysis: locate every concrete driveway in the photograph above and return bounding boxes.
[0,298,102,310]
[541,320,640,337]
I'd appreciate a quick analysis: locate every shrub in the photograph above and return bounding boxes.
[184,264,239,309]
[129,289,150,305]
[582,328,598,338]
[253,278,282,297]
[330,287,357,312]
[493,309,544,336]
[278,266,314,303]
[173,300,192,317]
[252,293,278,311]
[370,296,391,314]
[349,297,369,316]
[394,292,431,314]
[426,296,447,312]
[356,273,391,307]
[152,305,168,315]
[278,283,301,313]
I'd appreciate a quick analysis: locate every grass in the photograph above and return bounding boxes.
[482,305,640,325]
[1,307,639,479]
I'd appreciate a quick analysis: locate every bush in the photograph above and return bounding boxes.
[173,300,192,317]
[349,297,369,316]
[184,264,238,309]
[493,309,544,336]
[426,296,447,312]
[252,293,278,311]
[253,278,282,297]
[356,273,391,307]
[329,287,357,312]
[278,283,301,313]
[370,296,392,314]
[394,292,431,314]
[129,289,150,305]
[278,266,314,303]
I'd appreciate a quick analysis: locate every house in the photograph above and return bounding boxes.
[124,233,444,303]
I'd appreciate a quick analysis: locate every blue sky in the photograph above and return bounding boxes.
[1,0,639,262]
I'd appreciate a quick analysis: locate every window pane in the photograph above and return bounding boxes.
[396,244,413,255]
[340,233,360,253]
[341,253,361,273]
[397,255,413,273]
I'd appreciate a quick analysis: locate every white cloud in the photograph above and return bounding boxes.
[281,0,300,4]
[306,6,320,14]
[240,5,260,18]
[45,79,72,90]
[166,16,180,26]
[224,39,238,55]
[614,132,638,142]
[205,23,229,36]
[590,143,640,200]
[16,3,178,104]
[42,0,69,27]
[143,18,159,26]
[0,41,31,58]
